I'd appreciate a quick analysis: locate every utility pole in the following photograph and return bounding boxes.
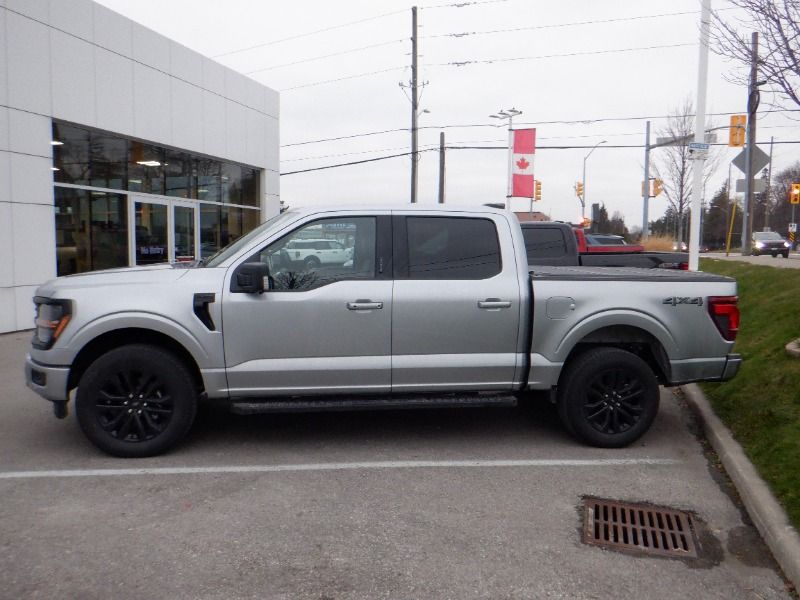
[741,31,759,254]
[764,136,774,229]
[688,0,710,271]
[438,131,445,204]
[642,121,651,240]
[410,6,419,204]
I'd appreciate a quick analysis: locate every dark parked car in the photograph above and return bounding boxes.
[752,231,790,257]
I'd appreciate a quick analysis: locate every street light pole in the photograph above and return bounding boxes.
[582,140,606,220]
[490,107,522,210]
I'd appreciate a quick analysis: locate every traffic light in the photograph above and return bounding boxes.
[575,181,584,198]
[729,115,746,147]
[652,179,664,197]
[791,183,800,204]
[535,180,542,201]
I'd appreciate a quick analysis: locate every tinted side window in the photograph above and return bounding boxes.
[522,227,567,259]
[406,217,501,280]
[251,217,375,291]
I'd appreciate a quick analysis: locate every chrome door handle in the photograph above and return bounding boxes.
[347,300,383,310]
[478,299,511,309]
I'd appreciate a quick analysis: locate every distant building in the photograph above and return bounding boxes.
[514,211,550,222]
[0,1,280,333]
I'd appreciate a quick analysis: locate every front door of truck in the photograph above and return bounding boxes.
[222,215,393,397]
[390,214,523,392]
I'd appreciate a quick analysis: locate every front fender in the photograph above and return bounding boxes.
[33,311,218,370]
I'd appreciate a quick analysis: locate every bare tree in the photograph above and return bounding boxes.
[712,0,800,110]
[652,99,721,245]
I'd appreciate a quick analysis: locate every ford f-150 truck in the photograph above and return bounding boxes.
[25,205,741,457]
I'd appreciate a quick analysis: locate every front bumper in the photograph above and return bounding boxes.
[25,354,70,402]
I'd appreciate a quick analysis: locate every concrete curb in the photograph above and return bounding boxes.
[682,383,800,589]
[786,339,800,358]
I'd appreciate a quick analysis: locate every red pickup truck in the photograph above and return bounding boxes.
[521,222,689,269]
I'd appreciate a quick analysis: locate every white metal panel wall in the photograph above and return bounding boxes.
[0,0,280,332]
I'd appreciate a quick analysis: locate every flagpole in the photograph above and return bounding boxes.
[490,107,522,211]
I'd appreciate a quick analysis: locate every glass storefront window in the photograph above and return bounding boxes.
[221,162,243,205]
[52,123,90,186]
[129,142,165,194]
[241,168,259,207]
[52,120,264,272]
[174,205,196,262]
[52,121,260,206]
[90,134,128,190]
[200,204,221,259]
[54,188,128,275]
[165,150,194,199]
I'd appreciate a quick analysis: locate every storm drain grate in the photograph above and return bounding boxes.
[582,498,698,559]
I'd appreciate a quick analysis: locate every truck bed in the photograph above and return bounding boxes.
[529,265,732,283]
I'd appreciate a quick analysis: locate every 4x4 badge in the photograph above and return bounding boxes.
[663,296,704,307]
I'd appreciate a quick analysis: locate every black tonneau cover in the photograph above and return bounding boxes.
[529,265,734,283]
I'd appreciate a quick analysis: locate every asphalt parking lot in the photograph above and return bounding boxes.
[0,331,794,599]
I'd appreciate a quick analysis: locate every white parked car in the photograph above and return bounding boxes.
[283,239,351,268]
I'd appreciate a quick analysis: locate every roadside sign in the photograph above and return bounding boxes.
[688,142,710,160]
[735,178,766,193]
[732,146,770,174]
[790,223,797,233]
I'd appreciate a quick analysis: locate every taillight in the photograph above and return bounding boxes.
[679,262,689,270]
[708,296,739,341]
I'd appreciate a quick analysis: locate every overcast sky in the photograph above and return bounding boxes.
[97,0,800,229]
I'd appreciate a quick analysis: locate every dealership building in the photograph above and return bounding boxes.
[0,0,280,333]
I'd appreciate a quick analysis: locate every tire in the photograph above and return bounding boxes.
[782,252,789,258]
[75,344,198,458]
[304,255,321,269]
[771,253,777,258]
[557,347,660,448]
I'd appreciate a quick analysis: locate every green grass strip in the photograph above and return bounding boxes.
[699,258,800,530]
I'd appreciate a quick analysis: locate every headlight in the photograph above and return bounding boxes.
[784,242,791,248]
[32,297,72,350]
[755,241,765,249]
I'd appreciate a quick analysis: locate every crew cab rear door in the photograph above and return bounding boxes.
[390,213,523,392]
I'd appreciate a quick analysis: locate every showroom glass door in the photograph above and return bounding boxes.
[130,196,199,265]
[172,201,197,262]
[132,197,169,265]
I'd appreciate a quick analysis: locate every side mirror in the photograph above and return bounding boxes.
[233,262,271,294]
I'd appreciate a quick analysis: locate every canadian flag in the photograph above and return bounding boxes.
[510,128,536,197]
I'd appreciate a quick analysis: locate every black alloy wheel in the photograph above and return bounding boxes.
[557,347,660,448]
[582,368,645,435]
[94,369,174,443]
[76,344,197,457]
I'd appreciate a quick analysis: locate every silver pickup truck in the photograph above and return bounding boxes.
[25,205,741,457]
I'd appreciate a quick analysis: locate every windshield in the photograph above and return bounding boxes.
[204,211,295,267]
[753,232,783,241]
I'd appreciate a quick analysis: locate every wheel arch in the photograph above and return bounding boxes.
[559,323,671,385]
[67,328,204,394]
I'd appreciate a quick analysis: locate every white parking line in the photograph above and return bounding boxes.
[0,458,679,480]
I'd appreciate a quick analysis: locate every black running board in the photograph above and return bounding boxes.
[230,393,518,415]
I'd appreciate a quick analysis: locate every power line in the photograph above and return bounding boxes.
[420,0,509,9]
[429,42,696,68]
[424,9,703,39]
[212,8,406,58]
[245,39,406,74]
[280,140,800,176]
[424,7,737,40]
[278,41,697,91]
[280,109,800,147]
[280,66,406,91]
